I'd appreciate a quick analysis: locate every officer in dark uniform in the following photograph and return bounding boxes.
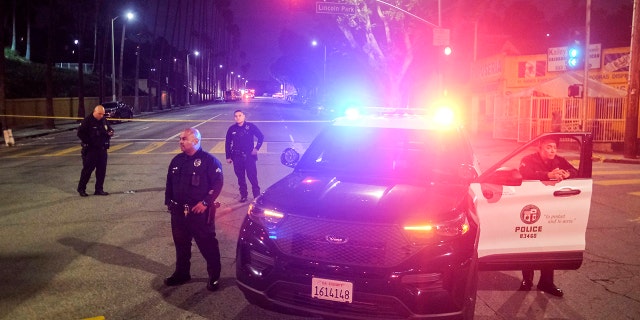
[165,128,224,291]
[225,110,264,202]
[518,136,578,297]
[77,105,114,197]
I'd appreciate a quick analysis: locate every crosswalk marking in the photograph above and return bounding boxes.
[108,142,133,152]
[593,170,640,175]
[46,145,82,156]
[207,141,270,155]
[132,142,166,154]
[594,179,640,186]
[208,141,226,154]
[5,146,55,158]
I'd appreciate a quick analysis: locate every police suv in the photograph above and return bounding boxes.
[235,107,593,320]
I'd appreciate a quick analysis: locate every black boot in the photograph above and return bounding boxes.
[519,269,534,291]
[537,269,563,297]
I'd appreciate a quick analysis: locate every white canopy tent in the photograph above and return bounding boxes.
[508,71,627,98]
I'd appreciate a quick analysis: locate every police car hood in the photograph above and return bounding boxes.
[259,172,468,223]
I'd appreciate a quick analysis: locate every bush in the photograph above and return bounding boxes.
[4,49,110,99]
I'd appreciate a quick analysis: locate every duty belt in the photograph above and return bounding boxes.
[169,199,220,217]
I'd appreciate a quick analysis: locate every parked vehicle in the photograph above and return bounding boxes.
[102,101,133,122]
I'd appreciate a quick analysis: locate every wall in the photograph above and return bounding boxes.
[2,97,149,128]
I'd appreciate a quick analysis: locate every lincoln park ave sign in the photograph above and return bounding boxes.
[316,2,357,15]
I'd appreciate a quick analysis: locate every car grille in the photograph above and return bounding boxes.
[273,215,421,267]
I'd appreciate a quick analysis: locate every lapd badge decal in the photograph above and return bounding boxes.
[194,159,202,167]
[520,204,541,224]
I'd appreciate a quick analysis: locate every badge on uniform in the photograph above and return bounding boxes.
[194,159,202,167]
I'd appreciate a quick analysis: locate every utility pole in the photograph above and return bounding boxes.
[582,0,590,115]
[625,0,640,158]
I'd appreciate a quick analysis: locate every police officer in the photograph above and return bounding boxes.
[225,110,264,202]
[165,128,224,291]
[518,136,578,297]
[77,105,114,197]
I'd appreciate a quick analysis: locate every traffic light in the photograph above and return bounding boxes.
[566,45,583,69]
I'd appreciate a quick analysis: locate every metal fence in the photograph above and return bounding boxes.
[494,96,628,143]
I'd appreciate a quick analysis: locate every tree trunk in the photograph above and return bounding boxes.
[11,0,16,52]
[1,5,8,131]
[43,0,55,130]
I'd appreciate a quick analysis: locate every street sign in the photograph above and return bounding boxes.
[433,28,450,46]
[316,2,357,15]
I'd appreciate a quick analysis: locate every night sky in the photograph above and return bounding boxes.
[231,0,634,82]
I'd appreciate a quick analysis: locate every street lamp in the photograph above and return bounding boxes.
[216,64,223,98]
[311,40,327,103]
[111,11,134,102]
[186,50,199,105]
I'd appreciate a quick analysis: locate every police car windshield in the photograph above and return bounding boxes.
[296,126,473,183]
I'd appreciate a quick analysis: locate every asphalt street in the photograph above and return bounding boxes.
[0,102,639,320]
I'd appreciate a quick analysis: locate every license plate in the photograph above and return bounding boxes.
[311,277,353,303]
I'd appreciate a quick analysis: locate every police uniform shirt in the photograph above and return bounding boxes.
[165,148,223,207]
[224,121,264,159]
[519,152,578,181]
[77,114,113,149]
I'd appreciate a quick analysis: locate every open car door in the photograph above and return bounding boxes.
[471,132,593,271]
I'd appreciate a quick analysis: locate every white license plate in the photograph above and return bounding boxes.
[311,277,353,303]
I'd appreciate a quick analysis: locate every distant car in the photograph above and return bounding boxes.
[225,90,239,101]
[271,92,284,99]
[102,101,133,122]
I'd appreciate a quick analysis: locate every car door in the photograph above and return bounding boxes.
[470,132,593,271]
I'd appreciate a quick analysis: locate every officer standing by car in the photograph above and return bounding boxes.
[225,110,264,202]
[76,104,114,197]
[164,128,223,292]
[518,136,578,297]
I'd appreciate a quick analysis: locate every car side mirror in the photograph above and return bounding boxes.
[482,167,522,186]
[281,148,300,168]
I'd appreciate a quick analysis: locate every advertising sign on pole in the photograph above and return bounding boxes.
[547,44,602,72]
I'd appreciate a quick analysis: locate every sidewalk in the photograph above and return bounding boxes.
[2,108,177,141]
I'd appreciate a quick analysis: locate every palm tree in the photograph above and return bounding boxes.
[43,0,55,129]
[1,2,8,132]
[71,0,93,118]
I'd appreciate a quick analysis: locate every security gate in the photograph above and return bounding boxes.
[494,96,627,143]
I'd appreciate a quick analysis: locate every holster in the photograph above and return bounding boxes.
[207,202,221,224]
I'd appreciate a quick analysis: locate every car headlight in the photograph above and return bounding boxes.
[403,212,470,245]
[247,203,285,229]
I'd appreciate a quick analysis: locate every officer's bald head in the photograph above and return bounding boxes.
[179,128,201,155]
[93,105,106,120]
